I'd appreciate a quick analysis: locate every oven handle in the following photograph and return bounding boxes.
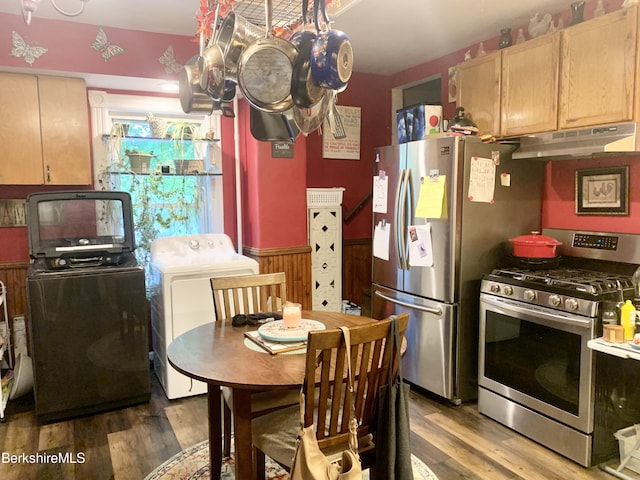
[375,290,443,316]
[480,294,592,330]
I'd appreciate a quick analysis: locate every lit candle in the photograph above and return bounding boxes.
[282,302,302,328]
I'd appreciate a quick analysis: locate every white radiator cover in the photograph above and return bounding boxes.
[307,188,344,312]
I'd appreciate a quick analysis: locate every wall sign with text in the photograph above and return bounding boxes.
[271,141,294,158]
[0,200,27,227]
[322,105,361,160]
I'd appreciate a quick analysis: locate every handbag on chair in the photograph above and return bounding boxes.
[375,315,413,479]
[289,327,363,480]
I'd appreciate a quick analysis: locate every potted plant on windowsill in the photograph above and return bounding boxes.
[99,118,204,296]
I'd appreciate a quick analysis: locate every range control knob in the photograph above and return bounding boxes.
[524,290,536,301]
[490,283,500,293]
[503,286,514,296]
[549,294,562,307]
[188,239,200,250]
[565,298,579,311]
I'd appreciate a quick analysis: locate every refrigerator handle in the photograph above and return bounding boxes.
[402,167,413,270]
[374,290,443,316]
[398,168,409,269]
[395,168,407,267]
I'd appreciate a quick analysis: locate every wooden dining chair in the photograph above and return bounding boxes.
[210,272,297,457]
[251,312,410,479]
[211,271,287,320]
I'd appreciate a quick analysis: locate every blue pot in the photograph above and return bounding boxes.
[289,30,316,49]
[310,29,353,90]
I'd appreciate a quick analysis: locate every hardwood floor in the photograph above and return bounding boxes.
[0,372,635,479]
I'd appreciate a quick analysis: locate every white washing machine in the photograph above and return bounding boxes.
[149,234,258,399]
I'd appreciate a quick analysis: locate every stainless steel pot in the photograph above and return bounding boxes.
[179,55,215,114]
[292,89,330,135]
[216,11,264,81]
[197,5,226,100]
[237,0,298,113]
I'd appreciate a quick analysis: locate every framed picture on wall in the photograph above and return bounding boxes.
[575,166,629,215]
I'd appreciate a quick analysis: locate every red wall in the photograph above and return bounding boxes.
[306,71,392,241]
[0,13,196,79]
[542,155,640,233]
[234,101,309,249]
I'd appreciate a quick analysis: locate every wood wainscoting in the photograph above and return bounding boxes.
[243,245,313,309]
[0,262,29,321]
[0,262,29,361]
[243,238,372,314]
[343,238,372,308]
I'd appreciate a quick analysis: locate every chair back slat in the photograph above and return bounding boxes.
[302,313,410,451]
[210,272,287,320]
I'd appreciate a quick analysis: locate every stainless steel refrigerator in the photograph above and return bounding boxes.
[372,136,543,404]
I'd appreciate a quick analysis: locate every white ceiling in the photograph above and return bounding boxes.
[0,0,581,79]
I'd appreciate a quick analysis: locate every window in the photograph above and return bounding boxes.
[89,92,223,291]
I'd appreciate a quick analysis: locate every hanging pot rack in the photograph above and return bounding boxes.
[200,0,337,37]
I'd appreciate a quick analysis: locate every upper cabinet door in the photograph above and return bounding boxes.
[456,51,501,136]
[501,32,560,137]
[38,76,92,185]
[559,7,637,129]
[0,73,45,184]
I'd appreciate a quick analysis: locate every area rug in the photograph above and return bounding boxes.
[144,440,438,480]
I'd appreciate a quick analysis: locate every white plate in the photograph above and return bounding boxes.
[258,319,325,342]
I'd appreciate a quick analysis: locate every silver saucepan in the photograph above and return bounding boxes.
[197,5,225,100]
[216,10,264,81]
[179,54,215,115]
[237,0,298,113]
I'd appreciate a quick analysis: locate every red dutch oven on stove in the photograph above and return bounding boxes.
[509,231,562,258]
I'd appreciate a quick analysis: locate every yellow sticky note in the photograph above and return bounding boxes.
[415,175,446,218]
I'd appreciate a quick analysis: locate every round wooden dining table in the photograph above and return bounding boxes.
[167,310,377,480]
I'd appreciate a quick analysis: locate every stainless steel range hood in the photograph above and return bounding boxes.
[513,122,640,160]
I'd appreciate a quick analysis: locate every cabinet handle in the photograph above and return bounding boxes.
[46,165,51,183]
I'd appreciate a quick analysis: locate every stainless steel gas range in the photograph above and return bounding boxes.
[478,229,640,467]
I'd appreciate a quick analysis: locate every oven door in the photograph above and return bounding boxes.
[479,293,595,433]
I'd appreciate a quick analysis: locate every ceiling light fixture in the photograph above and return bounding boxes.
[21,0,90,25]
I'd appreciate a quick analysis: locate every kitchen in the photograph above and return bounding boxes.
[1,0,640,478]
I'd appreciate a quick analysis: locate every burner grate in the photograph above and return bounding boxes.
[489,267,633,295]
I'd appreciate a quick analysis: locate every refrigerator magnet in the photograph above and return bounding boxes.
[408,224,434,267]
[491,151,500,165]
[500,173,511,187]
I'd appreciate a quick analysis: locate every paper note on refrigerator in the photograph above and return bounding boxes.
[415,175,446,218]
[408,224,433,267]
[468,156,496,203]
[373,221,390,260]
[373,174,388,213]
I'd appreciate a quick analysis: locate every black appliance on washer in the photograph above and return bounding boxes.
[26,191,150,423]
[479,228,640,467]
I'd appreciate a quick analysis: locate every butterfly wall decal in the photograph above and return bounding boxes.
[159,45,182,74]
[10,31,48,66]
[91,27,125,61]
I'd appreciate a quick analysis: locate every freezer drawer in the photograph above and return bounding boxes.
[372,284,455,402]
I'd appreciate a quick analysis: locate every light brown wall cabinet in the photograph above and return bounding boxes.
[0,73,91,185]
[501,32,560,136]
[559,7,637,129]
[456,6,639,138]
[456,51,501,135]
